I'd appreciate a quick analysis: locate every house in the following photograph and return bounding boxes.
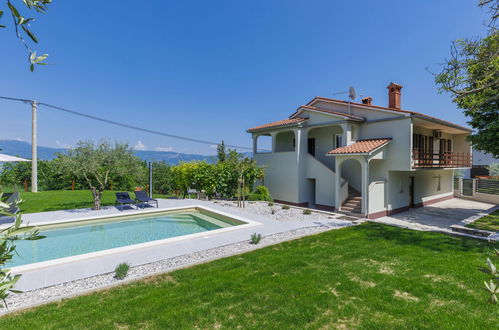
[247,83,472,219]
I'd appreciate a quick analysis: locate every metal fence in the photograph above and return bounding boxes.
[462,179,473,196]
[476,179,499,195]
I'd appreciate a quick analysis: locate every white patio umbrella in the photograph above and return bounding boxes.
[0,153,30,162]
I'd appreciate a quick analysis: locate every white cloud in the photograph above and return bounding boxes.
[133,140,146,150]
[209,144,218,149]
[155,146,175,152]
[15,137,26,142]
[55,140,71,149]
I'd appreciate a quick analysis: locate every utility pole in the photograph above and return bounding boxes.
[148,162,153,197]
[31,100,38,193]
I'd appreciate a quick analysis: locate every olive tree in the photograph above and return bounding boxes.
[0,192,43,307]
[1,0,52,70]
[59,140,143,210]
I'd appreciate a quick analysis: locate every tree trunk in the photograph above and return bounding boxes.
[71,178,75,191]
[91,187,103,210]
[24,178,29,192]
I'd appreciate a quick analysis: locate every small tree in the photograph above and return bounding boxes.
[434,1,498,157]
[59,140,143,210]
[0,161,31,192]
[0,191,43,307]
[488,163,499,177]
[217,140,226,162]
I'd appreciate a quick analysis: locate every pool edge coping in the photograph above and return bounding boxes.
[10,205,262,274]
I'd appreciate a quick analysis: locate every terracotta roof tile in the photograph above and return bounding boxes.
[247,117,308,132]
[327,138,392,155]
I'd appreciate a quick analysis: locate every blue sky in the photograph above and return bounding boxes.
[0,0,490,155]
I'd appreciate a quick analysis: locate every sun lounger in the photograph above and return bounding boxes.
[115,192,138,210]
[0,192,20,224]
[134,190,158,209]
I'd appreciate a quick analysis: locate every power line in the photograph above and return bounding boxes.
[0,96,253,151]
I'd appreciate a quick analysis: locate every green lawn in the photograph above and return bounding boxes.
[467,209,499,232]
[13,190,174,214]
[1,223,497,329]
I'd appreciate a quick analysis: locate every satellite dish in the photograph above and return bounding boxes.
[348,86,356,100]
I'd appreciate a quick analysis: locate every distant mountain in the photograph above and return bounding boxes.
[0,140,217,165]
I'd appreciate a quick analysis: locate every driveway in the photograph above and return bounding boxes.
[372,198,497,232]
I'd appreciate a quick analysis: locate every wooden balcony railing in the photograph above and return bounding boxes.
[412,150,472,168]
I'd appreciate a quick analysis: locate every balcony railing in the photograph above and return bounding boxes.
[412,150,472,168]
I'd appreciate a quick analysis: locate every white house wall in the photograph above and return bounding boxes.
[306,154,335,207]
[254,152,300,203]
[308,125,342,169]
[340,159,362,192]
[386,169,453,212]
[360,118,412,171]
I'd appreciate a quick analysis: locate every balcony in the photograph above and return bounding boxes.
[412,150,472,168]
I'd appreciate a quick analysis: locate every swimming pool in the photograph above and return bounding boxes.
[10,208,245,268]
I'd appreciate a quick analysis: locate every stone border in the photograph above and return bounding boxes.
[1,223,357,315]
[457,204,499,227]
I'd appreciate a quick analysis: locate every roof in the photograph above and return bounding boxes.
[327,138,392,155]
[247,117,308,132]
[291,105,365,121]
[309,96,471,132]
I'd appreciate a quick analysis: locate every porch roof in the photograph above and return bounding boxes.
[247,117,308,132]
[327,138,392,155]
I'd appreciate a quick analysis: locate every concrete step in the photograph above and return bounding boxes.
[344,201,361,208]
[341,206,361,212]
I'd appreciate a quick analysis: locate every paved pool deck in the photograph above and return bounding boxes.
[371,198,498,233]
[12,199,355,291]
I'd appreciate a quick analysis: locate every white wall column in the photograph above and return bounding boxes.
[271,132,277,153]
[340,122,353,146]
[361,157,370,215]
[252,135,258,154]
[334,157,342,209]
[296,128,308,203]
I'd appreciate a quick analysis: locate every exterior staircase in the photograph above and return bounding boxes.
[340,187,362,215]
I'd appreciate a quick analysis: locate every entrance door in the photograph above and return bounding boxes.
[308,138,316,156]
[409,176,415,207]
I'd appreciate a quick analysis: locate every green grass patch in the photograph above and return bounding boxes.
[466,209,499,232]
[15,190,174,214]
[0,223,497,328]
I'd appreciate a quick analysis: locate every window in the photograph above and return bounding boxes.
[335,134,343,148]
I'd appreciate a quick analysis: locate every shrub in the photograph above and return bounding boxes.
[268,202,274,207]
[250,233,262,245]
[488,163,499,177]
[248,185,272,201]
[303,209,312,215]
[114,262,130,280]
[282,205,290,210]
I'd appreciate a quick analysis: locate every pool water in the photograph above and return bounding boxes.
[10,210,239,267]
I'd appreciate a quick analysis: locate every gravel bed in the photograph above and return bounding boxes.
[2,223,355,314]
[211,200,347,222]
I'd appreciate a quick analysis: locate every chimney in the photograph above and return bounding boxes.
[361,96,373,105]
[387,82,403,109]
